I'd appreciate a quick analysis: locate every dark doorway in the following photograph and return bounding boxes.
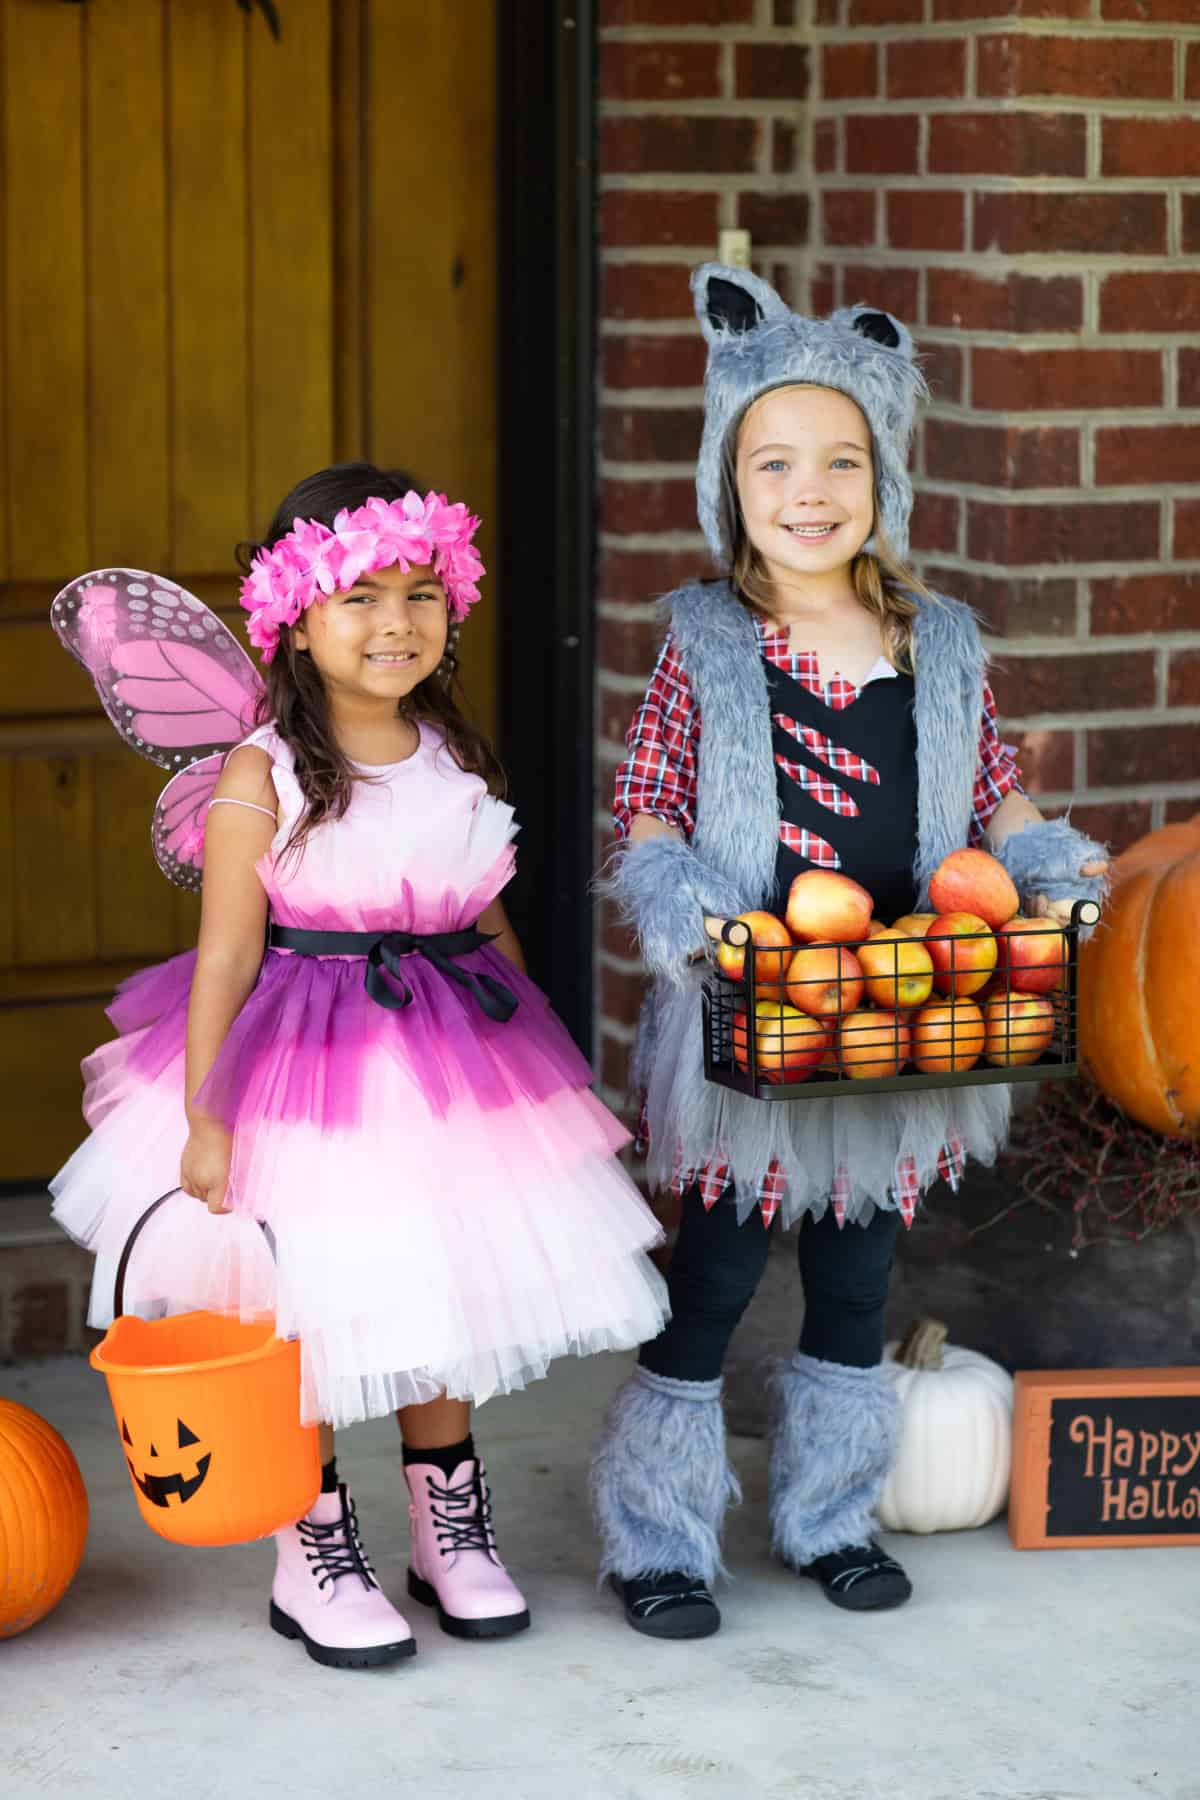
[497,2,597,1054]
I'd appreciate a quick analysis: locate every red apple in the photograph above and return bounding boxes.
[912,998,986,1073]
[715,910,794,1002]
[926,912,998,997]
[733,1000,829,1084]
[929,847,1019,930]
[857,928,935,1011]
[837,1009,913,1080]
[982,992,1056,1067]
[994,916,1067,996]
[785,943,865,1020]
[785,870,874,944]
[890,912,937,938]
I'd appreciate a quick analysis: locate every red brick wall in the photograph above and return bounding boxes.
[595,0,1200,1118]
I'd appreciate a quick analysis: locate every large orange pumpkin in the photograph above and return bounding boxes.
[0,1399,89,1637]
[1078,812,1200,1137]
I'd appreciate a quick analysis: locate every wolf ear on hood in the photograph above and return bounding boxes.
[839,303,916,363]
[693,264,791,345]
[850,309,901,349]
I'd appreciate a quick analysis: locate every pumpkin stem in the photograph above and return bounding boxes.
[896,1318,948,1370]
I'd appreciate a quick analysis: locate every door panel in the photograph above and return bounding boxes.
[249,0,335,526]
[86,4,171,571]
[3,0,89,577]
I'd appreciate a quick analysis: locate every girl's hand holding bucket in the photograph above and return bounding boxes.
[180,1119,234,1215]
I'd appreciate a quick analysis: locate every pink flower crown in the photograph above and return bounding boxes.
[239,491,484,662]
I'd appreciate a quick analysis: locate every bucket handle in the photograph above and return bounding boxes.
[113,1189,275,1319]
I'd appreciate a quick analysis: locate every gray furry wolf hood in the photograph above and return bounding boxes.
[692,261,927,562]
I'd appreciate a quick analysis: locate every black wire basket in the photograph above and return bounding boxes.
[702,900,1100,1102]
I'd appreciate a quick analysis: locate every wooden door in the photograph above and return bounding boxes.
[0,0,497,1181]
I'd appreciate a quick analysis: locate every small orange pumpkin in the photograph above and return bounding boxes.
[1079,812,1200,1137]
[0,1399,89,1637]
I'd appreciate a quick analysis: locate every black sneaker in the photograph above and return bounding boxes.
[610,1570,721,1639]
[795,1540,912,1612]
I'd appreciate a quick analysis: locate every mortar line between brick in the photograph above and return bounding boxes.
[598,947,645,977]
[1000,706,1200,730]
[914,555,1200,582]
[601,22,1200,39]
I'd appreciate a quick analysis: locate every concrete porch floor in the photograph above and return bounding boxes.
[2,1350,1195,1800]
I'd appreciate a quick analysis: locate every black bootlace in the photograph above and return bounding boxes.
[298,1491,379,1592]
[425,1465,497,1561]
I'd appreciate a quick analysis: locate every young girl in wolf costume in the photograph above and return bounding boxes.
[592,265,1108,1639]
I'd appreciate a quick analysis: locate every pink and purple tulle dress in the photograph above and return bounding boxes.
[51,723,668,1428]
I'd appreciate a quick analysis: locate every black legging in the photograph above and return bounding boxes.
[640,1185,901,1383]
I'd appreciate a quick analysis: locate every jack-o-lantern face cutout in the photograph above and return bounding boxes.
[121,1415,212,1508]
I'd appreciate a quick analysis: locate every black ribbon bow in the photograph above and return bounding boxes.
[268,924,518,1023]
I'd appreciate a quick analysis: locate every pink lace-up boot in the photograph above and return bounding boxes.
[404,1454,530,1640]
[270,1483,416,1669]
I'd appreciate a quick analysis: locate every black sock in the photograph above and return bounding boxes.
[320,1457,339,1494]
[402,1434,476,1479]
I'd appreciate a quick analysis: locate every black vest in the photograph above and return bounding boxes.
[766,658,920,924]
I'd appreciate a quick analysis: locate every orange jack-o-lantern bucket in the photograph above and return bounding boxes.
[90,1192,320,1547]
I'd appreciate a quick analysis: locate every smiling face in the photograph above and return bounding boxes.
[734,385,876,588]
[291,561,450,702]
[122,1414,212,1508]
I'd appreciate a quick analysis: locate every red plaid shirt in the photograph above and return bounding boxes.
[614,617,1021,853]
[615,615,1024,1226]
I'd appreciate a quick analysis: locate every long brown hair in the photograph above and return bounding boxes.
[238,462,505,859]
[726,388,936,671]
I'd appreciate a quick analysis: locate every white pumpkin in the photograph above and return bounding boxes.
[877,1318,1014,1534]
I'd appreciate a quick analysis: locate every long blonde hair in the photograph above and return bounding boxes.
[726,386,936,671]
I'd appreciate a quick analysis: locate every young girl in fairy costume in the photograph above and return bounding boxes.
[592,266,1108,1639]
[50,462,667,1669]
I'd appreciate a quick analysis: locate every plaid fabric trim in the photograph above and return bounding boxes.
[640,1102,967,1228]
[779,820,839,866]
[773,715,881,811]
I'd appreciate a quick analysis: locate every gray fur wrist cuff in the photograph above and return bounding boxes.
[992,817,1109,925]
[600,835,749,983]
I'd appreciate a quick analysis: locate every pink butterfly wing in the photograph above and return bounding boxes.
[151,756,225,892]
[51,569,262,772]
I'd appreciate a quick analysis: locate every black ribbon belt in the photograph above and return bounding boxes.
[268,923,518,1023]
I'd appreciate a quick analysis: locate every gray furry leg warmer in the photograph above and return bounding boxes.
[592,1366,741,1584]
[992,817,1109,933]
[768,1353,901,1567]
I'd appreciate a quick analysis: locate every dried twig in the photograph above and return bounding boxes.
[978,1079,1200,1251]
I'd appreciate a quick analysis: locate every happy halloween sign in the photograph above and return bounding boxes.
[1009,1368,1200,1549]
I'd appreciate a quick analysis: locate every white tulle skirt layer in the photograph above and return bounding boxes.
[52,1058,668,1429]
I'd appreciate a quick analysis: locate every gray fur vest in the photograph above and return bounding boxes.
[607,581,1103,1226]
[680,579,984,909]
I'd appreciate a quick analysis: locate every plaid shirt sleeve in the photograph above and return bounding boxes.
[970,679,1024,842]
[613,630,700,842]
